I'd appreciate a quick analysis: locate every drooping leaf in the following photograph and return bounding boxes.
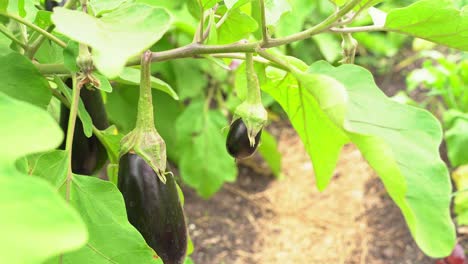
[52,4,172,78]
[23,149,158,263]
[0,93,87,264]
[0,53,51,108]
[263,59,455,257]
[46,176,160,263]
[176,101,237,198]
[385,0,468,51]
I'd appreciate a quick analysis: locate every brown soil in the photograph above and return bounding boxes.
[182,122,435,264]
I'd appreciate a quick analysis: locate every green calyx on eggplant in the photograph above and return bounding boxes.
[119,50,168,183]
[118,153,187,264]
[226,118,262,159]
[60,78,109,175]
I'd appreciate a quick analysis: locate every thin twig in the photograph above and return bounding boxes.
[0,12,67,48]
[329,25,384,33]
[216,9,230,29]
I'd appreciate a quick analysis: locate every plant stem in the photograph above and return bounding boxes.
[135,51,155,131]
[0,24,27,49]
[264,0,361,47]
[0,12,67,48]
[26,26,56,59]
[35,63,71,75]
[65,75,81,202]
[216,9,230,29]
[259,0,269,44]
[196,6,204,43]
[256,49,293,72]
[210,53,288,70]
[245,53,262,104]
[329,25,384,33]
[37,0,364,73]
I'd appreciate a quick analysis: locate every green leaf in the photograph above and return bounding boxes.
[275,0,311,37]
[171,59,208,100]
[52,4,172,78]
[263,57,455,257]
[217,8,258,44]
[0,92,62,162]
[176,101,237,198]
[36,39,64,64]
[24,150,158,263]
[25,150,68,188]
[0,30,12,56]
[89,0,127,16]
[312,33,342,62]
[0,93,87,264]
[224,0,251,9]
[0,174,88,264]
[264,0,291,26]
[50,176,159,263]
[453,165,468,225]
[444,110,468,167]
[258,130,282,177]
[263,67,348,190]
[63,41,80,73]
[114,67,179,100]
[306,61,454,257]
[93,72,113,92]
[385,0,468,51]
[94,125,123,164]
[0,53,51,108]
[55,77,94,138]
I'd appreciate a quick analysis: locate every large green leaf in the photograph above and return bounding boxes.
[444,110,468,167]
[176,101,237,198]
[52,4,172,78]
[54,176,160,263]
[24,150,160,263]
[263,60,455,257]
[385,0,468,51]
[0,93,87,264]
[0,53,51,108]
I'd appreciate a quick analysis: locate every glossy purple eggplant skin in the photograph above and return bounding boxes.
[118,153,187,264]
[226,118,261,159]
